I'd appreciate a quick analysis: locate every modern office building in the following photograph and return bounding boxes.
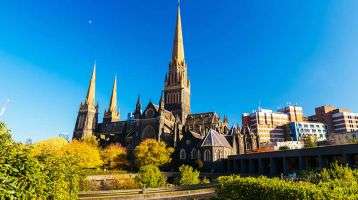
[242,106,304,145]
[313,105,358,134]
[332,112,358,133]
[288,121,327,142]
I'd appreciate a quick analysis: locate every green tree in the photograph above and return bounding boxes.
[177,165,200,185]
[303,135,317,148]
[0,122,47,199]
[135,165,166,188]
[134,139,174,167]
[41,154,81,200]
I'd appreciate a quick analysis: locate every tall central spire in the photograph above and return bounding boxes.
[163,3,191,123]
[86,63,96,106]
[171,4,185,66]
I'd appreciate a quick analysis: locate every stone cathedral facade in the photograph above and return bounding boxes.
[73,5,258,169]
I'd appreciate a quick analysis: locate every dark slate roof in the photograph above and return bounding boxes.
[187,112,218,119]
[146,103,173,116]
[225,135,234,145]
[201,129,232,148]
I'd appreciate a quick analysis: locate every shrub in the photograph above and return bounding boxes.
[41,155,81,199]
[101,144,127,170]
[298,169,321,184]
[278,146,290,151]
[216,169,358,200]
[0,122,47,199]
[135,165,166,188]
[0,122,84,199]
[216,176,324,200]
[134,139,174,167]
[320,162,358,183]
[176,165,200,185]
[201,177,210,184]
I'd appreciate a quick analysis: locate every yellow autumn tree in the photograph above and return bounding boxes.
[101,144,127,169]
[81,134,99,147]
[62,140,103,169]
[134,139,174,167]
[31,137,68,158]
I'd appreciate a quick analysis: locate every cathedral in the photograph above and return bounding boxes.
[73,5,258,169]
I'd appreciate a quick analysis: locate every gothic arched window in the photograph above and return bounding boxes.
[220,149,224,158]
[180,149,186,160]
[216,150,221,160]
[191,148,197,159]
[204,150,211,162]
[197,150,201,160]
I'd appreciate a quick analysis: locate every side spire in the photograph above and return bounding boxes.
[135,95,141,111]
[108,76,118,112]
[159,91,165,110]
[133,95,142,119]
[104,76,120,122]
[171,3,185,66]
[85,62,96,106]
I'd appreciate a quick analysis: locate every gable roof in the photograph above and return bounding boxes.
[201,129,232,148]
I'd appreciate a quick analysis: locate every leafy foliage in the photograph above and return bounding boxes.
[278,145,290,151]
[0,122,90,199]
[303,135,317,148]
[134,139,174,167]
[81,134,99,147]
[101,144,127,169]
[0,122,47,199]
[41,154,81,199]
[30,137,68,158]
[176,165,200,185]
[135,165,166,188]
[62,140,103,169]
[216,164,358,200]
[216,176,324,200]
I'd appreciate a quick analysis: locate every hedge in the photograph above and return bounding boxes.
[215,175,358,200]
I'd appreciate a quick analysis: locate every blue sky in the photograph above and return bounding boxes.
[1,0,358,141]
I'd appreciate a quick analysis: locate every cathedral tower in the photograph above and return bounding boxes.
[164,4,191,123]
[103,77,120,123]
[73,64,98,139]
